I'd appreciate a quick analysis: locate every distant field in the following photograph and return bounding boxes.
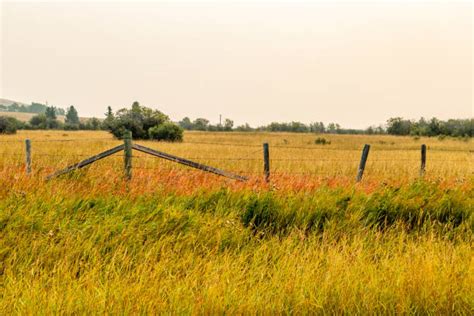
[0,131,472,313]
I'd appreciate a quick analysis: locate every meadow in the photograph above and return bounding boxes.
[0,130,473,313]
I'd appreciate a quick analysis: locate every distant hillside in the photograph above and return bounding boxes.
[0,111,93,123]
[0,97,66,116]
[0,97,95,122]
[0,111,66,122]
[0,98,28,107]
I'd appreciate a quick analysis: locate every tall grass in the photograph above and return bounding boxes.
[0,131,473,313]
[0,181,472,313]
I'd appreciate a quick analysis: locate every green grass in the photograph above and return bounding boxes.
[1,181,472,313]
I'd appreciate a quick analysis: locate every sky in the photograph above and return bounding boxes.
[0,0,472,129]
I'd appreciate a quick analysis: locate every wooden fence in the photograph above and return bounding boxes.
[13,132,433,183]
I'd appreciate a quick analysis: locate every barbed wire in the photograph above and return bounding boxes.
[0,151,471,163]
[1,138,472,155]
[0,138,114,143]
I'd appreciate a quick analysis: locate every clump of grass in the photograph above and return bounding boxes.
[314,137,331,145]
[240,183,472,235]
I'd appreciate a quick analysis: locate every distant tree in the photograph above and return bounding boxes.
[105,106,113,119]
[386,117,412,135]
[65,106,80,130]
[327,123,337,134]
[310,122,325,133]
[55,108,65,115]
[9,103,20,112]
[89,117,102,130]
[45,106,57,120]
[427,118,442,136]
[29,102,47,113]
[235,123,253,132]
[179,117,193,130]
[102,106,114,130]
[193,118,210,131]
[18,104,27,112]
[224,118,234,131]
[290,121,309,133]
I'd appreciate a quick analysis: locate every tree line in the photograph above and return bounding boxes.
[1,102,66,115]
[385,117,472,137]
[0,102,472,140]
[178,116,472,137]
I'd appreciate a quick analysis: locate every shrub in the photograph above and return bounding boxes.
[64,123,80,131]
[107,101,182,141]
[314,137,331,145]
[29,114,61,129]
[149,122,183,142]
[0,116,20,134]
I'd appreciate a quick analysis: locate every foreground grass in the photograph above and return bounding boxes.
[1,181,472,314]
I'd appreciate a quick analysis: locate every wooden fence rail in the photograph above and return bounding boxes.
[19,137,431,182]
[132,143,247,181]
[46,145,125,180]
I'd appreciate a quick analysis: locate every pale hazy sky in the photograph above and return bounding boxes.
[1,0,472,128]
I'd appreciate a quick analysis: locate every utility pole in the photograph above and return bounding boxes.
[219,114,222,126]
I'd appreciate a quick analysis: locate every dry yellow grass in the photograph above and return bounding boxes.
[0,130,472,184]
[0,130,472,314]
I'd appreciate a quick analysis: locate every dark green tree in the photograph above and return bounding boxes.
[106,102,182,141]
[179,117,193,130]
[65,106,80,125]
[193,118,210,131]
[45,106,57,120]
[224,118,234,131]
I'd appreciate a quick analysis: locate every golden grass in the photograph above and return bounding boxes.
[0,130,472,185]
[0,130,473,313]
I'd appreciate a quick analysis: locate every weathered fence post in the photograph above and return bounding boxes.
[420,144,426,177]
[356,144,370,182]
[25,139,31,174]
[263,143,270,183]
[124,131,132,180]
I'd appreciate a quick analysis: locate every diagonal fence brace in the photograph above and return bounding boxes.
[132,143,248,181]
[46,144,125,180]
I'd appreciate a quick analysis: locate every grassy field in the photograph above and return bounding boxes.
[0,131,473,313]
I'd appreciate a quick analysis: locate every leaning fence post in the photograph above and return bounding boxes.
[124,131,132,180]
[25,139,31,174]
[356,144,370,182]
[420,144,426,177]
[263,143,270,183]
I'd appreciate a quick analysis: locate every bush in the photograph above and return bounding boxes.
[149,122,183,142]
[314,137,331,145]
[0,116,20,134]
[64,123,80,130]
[107,102,183,141]
[29,114,61,130]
